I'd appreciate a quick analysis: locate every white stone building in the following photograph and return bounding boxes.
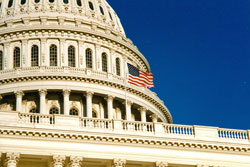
[0,0,249,167]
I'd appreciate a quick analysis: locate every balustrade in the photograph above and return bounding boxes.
[19,113,55,125]
[122,120,154,133]
[163,124,194,136]
[80,118,113,130]
[218,128,249,140]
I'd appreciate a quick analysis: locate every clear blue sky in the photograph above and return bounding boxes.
[107,0,250,130]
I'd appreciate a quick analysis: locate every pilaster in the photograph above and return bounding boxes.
[21,39,28,67]
[155,161,168,167]
[51,155,66,167]
[69,156,83,167]
[112,159,126,167]
[5,153,20,167]
[40,38,47,66]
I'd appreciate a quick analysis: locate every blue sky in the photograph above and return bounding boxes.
[107,0,250,130]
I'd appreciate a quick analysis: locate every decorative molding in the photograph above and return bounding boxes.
[112,158,126,167]
[15,91,24,97]
[69,156,83,167]
[5,152,20,167]
[63,89,71,96]
[39,89,47,96]
[51,155,66,167]
[156,161,168,167]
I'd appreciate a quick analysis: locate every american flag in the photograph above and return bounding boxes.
[127,63,154,88]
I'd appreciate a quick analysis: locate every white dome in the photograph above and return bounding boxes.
[0,0,125,36]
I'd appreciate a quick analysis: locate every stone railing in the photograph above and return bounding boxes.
[0,111,249,144]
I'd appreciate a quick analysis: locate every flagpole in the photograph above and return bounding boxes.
[124,58,128,120]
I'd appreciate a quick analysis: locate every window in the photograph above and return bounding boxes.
[34,0,40,3]
[99,6,104,15]
[8,0,13,8]
[21,0,26,5]
[30,108,38,113]
[49,0,54,3]
[116,58,120,76]
[86,48,92,68]
[0,51,3,70]
[109,12,113,20]
[13,47,21,68]
[0,2,2,8]
[68,46,75,67]
[76,0,82,6]
[50,45,57,66]
[102,53,107,72]
[49,107,59,114]
[31,45,39,67]
[70,108,78,116]
[63,0,68,4]
[88,1,94,10]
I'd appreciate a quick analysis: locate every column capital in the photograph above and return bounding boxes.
[69,156,83,167]
[122,100,133,106]
[138,107,147,112]
[105,95,115,100]
[156,161,168,167]
[5,153,20,167]
[15,91,24,97]
[63,89,71,96]
[197,165,209,167]
[85,91,94,97]
[112,158,126,167]
[39,89,47,96]
[52,155,66,167]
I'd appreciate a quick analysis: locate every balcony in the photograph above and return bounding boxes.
[0,111,249,145]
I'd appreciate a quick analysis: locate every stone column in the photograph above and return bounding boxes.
[138,107,147,122]
[125,100,132,121]
[105,95,114,120]
[51,155,65,167]
[63,89,71,115]
[156,161,168,167]
[86,91,94,118]
[112,159,126,167]
[69,156,83,167]
[39,89,47,115]
[15,91,24,112]
[0,95,3,101]
[152,114,158,123]
[5,153,20,167]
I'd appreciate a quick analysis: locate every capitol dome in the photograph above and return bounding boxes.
[0,0,172,123]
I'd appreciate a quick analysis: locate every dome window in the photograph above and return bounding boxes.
[86,48,92,68]
[34,0,40,3]
[68,46,75,67]
[63,0,69,4]
[8,0,13,8]
[31,45,39,67]
[0,51,3,70]
[0,2,2,9]
[109,12,113,20]
[70,108,78,116]
[102,53,107,72]
[13,47,21,68]
[50,45,57,66]
[76,0,82,6]
[116,58,121,76]
[21,0,26,5]
[99,6,104,15]
[49,107,59,114]
[88,1,94,10]
[49,0,55,3]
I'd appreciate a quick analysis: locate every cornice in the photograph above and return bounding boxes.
[0,127,249,155]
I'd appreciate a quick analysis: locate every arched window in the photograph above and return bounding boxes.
[8,0,13,8]
[49,107,59,114]
[0,2,2,8]
[88,1,94,10]
[50,45,57,66]
[86,48,92,68]
[70,108,78,116]
[102,53,107,72]
[109,12,113,20]
[0,51,3,70]
[49,0,55,3]
[63,0,69,4]
[76,0,82,6]
[115,58,120,76]
[13,47,21,68]
[34,0,40,3]
[31,45,39,67]
[21,0,26,5]
[30,108,38,113]
[68,46,75,67]
[99,6,104,15]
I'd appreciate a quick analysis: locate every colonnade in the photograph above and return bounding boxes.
[9,89,158,122]
[0,152,170,167]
